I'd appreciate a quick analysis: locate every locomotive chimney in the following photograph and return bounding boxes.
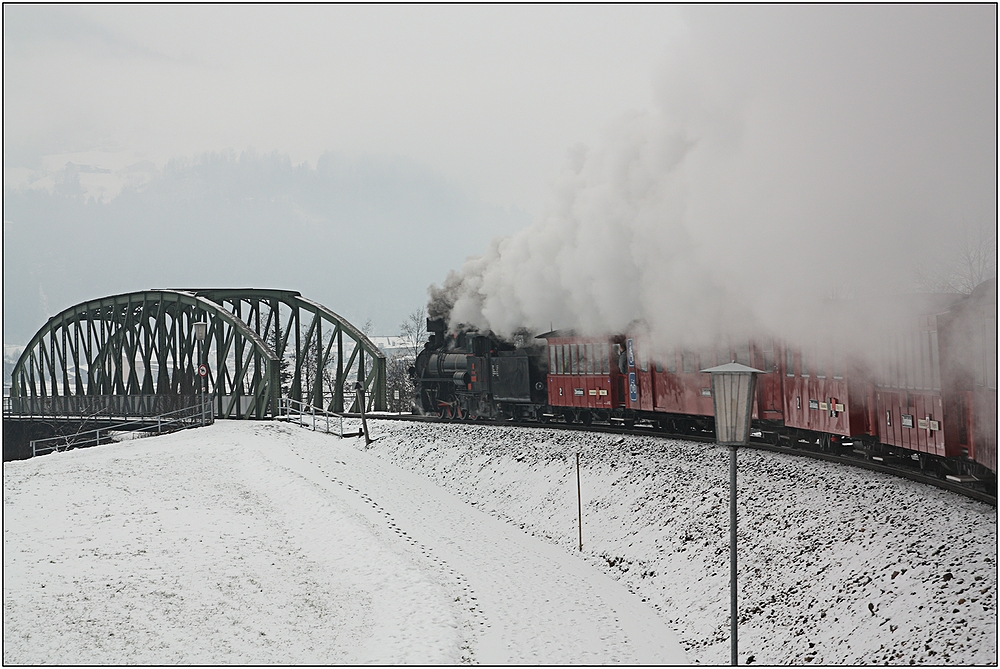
[426,317,446,348]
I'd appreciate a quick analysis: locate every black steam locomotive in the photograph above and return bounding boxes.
[410,318,548,420]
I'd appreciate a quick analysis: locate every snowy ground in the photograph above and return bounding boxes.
[4,419,996,665]
[3,421,684,665]
[358,419,997,666]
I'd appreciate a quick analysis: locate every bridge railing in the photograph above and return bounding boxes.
[5,394,203,419]
[29,397,215,458]
[277,397,344,437]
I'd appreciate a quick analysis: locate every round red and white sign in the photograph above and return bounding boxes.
[197,363,209,377]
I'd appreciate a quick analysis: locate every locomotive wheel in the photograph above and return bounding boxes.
[563,410,575,424]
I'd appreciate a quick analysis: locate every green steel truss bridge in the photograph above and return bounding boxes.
[8,289,387,419]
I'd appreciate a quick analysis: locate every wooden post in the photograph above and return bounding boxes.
[576,452,583,551]
[356,383,372,447]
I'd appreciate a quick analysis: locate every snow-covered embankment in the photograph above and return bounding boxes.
[359,419,997,665]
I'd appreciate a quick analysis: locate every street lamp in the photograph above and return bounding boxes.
[701,361,765,666]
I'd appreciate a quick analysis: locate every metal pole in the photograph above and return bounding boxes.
[730,445,738,666]
[576,452,583,552]
[198,338,205,427]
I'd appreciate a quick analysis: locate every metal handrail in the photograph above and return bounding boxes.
[277,397,344,437]
[29,397,215,457]
[5,394,201,420]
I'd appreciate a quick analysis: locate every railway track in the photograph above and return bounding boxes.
[349,412,998,506]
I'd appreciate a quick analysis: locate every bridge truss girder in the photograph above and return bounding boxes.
[9,289,386,418]
[10,290,278,419]
[189,289,386,413]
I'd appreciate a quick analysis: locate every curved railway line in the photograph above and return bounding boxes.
[354,412,998,506]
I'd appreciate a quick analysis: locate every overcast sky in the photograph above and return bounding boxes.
[3,4,996,346]
[5,4,678,211]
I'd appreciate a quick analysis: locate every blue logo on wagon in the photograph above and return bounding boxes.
[626,338,635,368]
[628,372,638,403]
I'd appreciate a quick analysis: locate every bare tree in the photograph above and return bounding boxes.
[384,353,414,413]
[389,308,427,413]
[261,323,292,397]
[949,225,997,294]
[916,224,997,294]
[322,318,376,411]
[399,307,426,360]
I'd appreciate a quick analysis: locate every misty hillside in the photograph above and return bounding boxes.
[2,150,530,344]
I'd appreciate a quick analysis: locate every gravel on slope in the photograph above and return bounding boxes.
[355,419,998,665]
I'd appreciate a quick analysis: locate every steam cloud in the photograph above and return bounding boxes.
[428,6,996,359]
[429,109,751,348]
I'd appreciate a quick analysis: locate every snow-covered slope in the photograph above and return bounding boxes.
[3,421,684,665]
[5,418,995,665]
[357,419,997,666]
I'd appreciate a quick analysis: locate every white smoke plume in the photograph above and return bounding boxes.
[429,6,996,356]
[430,109,749,349]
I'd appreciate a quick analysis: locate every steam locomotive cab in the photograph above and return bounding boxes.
[412,319,548,419]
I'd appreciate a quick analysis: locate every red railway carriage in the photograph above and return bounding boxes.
[938,279,997,473]
[632,337,783,423]
[540,331,786,430]
[643,344,715,417]
[539,332,619,420]
[780,339,876,441]
[968,279,998,473]
[871,309,957,459]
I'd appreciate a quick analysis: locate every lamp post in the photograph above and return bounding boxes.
[701,361,765,666]
[194,321,207,425]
